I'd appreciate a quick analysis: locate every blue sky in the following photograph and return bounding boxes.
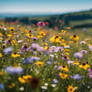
[0,0,92,13]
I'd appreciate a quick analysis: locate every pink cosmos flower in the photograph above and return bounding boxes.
[37,21,45,27]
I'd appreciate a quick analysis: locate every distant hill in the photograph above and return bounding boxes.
[1,9,92,29]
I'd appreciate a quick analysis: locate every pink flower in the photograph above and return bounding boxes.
[37,22,45,27]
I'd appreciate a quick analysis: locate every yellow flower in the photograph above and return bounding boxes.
[64,49,70,56]
[37,31,46,39]
[50,35,61,43]
[61,38,66,43]
[18,77,26,84]
[61,65,69,72]
[8,83,15,88]
[11,53,20,58]
[7,34,13,37]
[39,31,46,36]
[61,42,66,46]
[37,35,43,39]
[26,33,34,38]
[88,44,92,46]
[0,53,3,57]
[9,27,14,31]
[44,46,49,50]
[67,85,76,92]
[11,40,18,45]
[59,73,68,79]
[79,63,90,70]
[0,33,3,37]
[18,75,32,84]
[61,30,66,34]
[43,42,48,46]
[64,49,70,53]
[23,75,32,82]
[73,60,79,65]
[70,35,79,41]
[35,61,44,67]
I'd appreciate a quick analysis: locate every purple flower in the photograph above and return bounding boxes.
[49,46,63,53]
[88,72,92,78]
[88,68,92,72]
[28,43,45,52]
[67,60,74,64]
[29,43,40,51]
[70,74,82,80]
[31,37,38,40]
[58,66,61,70]
[89,46,92,51]
[0,84,4,90]
[80,50,88,54]
[47,61,52,64]
[74,52,83,59]
[21,44,28,52]
[53,79,58,84]
[49,46,56,52]
[62,56,69,61]
[88,69,92,78]
[23,56,40,64]
[5,66,23,74]
[3,47,12,54]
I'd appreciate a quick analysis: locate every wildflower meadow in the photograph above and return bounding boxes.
[0,21,92,92]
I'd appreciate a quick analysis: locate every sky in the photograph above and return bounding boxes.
[0,0,92,14]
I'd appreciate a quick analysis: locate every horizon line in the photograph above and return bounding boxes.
[0,8,92,15]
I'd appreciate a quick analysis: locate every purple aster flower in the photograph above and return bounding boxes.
[58,66,61,70]
[3,47,13,54]
[67,60,74,64]
[80,50,88,54]
[88,68,92,72]
[5,66,23,74]
[49,46,56,53]
[29,43,45,53]
[74,52,83,59]
[70,74,82,80]
[53,79,58,84]
[49,46,63,53]
[29,43,40,51]
[89,46,92,51]
[62,56,69,61]
[47,61,52,64]
[88,68,92,78]
[23,56,40,64]
[88,72,92,78]
[28,56,40,61]
[21,44,28,52]
[55,47,64,52]
[0,84,4,90]
[31,37,38,41]
[4,40,11,44]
